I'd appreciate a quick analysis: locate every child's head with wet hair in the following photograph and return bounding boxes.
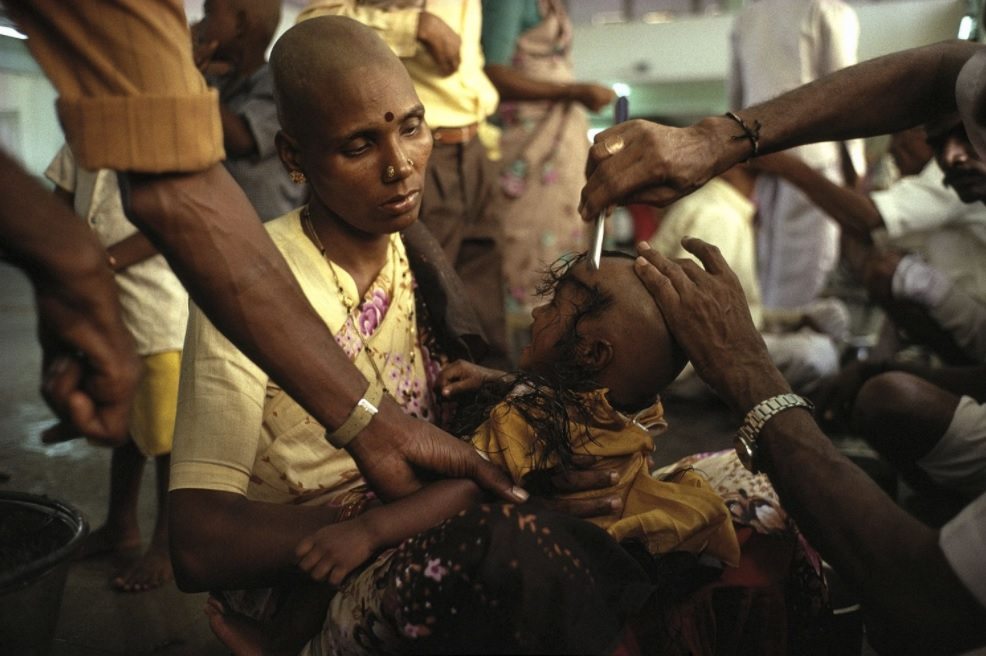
[451,251,688,471]
[523,250,687,410]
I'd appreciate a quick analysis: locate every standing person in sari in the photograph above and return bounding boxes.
[481,0,615,357]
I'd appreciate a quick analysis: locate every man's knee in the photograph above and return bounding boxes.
[854,372,957,465]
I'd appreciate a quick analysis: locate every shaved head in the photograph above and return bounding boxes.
[270,16,411,138]
[576,255,686,409]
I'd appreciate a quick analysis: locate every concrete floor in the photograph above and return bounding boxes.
[0,263,224,656]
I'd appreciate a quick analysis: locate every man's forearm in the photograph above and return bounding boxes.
[748,41,977,157]
[768,157,883,240]
[0,151,107,277]
[758,402,986,652]
[127,166,366,432]
[106,232,159,271]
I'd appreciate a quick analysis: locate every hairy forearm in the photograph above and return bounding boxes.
[364,479,483,548]
[169,489,344,591]
[758,404,986,651]
[746,41,978,158]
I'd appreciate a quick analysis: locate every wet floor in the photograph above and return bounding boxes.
[0,263,223,655]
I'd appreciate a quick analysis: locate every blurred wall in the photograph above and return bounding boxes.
[572,0,969,121]
[0,0,972,176]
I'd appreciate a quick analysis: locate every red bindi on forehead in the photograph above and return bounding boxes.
[384,112,394,122]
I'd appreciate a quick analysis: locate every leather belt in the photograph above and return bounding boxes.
[432,122,479,145]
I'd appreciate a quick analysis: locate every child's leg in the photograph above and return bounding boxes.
[113,453,173,592]
[206,585,332,656]
[79,439,144,558]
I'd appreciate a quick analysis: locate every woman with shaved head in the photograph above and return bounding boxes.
[168,16,649,655]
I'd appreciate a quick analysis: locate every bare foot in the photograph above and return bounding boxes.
[40,422,79,444]
[112,540,173,593]
[204,597,267,656]
[77,524,141,560]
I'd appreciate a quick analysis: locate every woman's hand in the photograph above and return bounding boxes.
[296,518,377,587]
[435,360,508,398]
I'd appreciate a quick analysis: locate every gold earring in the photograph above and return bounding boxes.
[290,170,307,185]
[385,165,396,180]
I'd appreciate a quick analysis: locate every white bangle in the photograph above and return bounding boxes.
[734,393,814,474]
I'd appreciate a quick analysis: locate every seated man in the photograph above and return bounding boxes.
[754,115,986,365]
[770,115,986,499]
[650,164,844,397]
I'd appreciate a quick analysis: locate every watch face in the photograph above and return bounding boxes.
[734,434,756,473]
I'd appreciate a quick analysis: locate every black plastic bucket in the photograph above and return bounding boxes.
[0,491,88,655]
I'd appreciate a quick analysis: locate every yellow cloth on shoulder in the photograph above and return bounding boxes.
[471,389,740,566]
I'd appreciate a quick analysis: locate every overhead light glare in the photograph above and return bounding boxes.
[611,82,631,98]
[642,11,673,24]
[958,15,975,40]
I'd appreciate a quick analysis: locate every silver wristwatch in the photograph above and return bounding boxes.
[735,393,814,474]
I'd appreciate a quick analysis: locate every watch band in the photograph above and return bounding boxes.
[326,379,387,449]
[735,393,814,474]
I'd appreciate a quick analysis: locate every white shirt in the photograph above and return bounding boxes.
[940,492,986,611]
[874,159,986,305]
[729,0,864,173]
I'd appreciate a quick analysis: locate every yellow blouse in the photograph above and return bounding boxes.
[471,389,740,566]
[170,209,435,506]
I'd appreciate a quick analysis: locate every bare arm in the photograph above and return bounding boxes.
[633,238,986,653]
[296,480,483,587]
[751,152,883,241]
[53,183,162,274]
[484,64,614,112]
[105,232,159,272]
[581,40,981,219]
[0,150,139,445]
[169,490,344,591]
[218,104,258,158]
[172,480,481,590]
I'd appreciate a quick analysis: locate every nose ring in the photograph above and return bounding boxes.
[406,158,414,167]
[385,165,396,180]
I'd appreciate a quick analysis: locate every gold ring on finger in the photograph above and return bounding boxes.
[602,135,625,156]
